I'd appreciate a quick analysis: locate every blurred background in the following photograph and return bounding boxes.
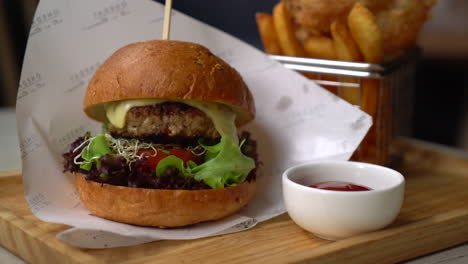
[1,0,467,150]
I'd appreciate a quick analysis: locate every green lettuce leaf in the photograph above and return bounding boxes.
[198,139,221,161]
[156,136,255,189]
[191,136,255,188]
[79,134,111,170]
[80,162,93,171]
[156,155,188,177]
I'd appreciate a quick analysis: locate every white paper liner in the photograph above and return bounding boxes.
[16,0,371,248]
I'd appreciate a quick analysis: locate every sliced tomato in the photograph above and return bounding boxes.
[138,149,202,169]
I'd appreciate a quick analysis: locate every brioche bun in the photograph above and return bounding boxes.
[75,173,256,227]
[83,40,255,126]
[75,40,258,227]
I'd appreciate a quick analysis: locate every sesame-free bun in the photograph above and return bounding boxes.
[75,173,256,227]
[83,40,255,126]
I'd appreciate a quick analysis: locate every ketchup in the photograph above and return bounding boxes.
[309,181,372,191]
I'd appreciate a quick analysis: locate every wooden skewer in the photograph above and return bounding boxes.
[162,0,173,40]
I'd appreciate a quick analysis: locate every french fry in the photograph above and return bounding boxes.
[347,3,384,63]
[302,27,338,95]
[337,77,360,105]
[273,2,305,57]
[379,82,392,164]
[255,13,283,55]
[252,0,420,165]
[358,81,393,165]
[361,79,379,118]
[348,3,384,163]
[359,78,380,163]
[331,20,362,62]
[330,19,363,105]
[304,36,336,60]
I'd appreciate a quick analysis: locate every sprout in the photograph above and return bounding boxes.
[72,134,96,165]
[73,133,207,169]
[186,145,206,156]
[104,134,160,164]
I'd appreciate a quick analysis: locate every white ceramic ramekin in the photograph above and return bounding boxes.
[283,161,405,240]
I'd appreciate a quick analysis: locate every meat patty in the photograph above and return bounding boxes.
[109,102,219,140]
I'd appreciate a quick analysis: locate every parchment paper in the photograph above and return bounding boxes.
[16,0,371,248]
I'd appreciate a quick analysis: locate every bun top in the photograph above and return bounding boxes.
[83,40,255,126]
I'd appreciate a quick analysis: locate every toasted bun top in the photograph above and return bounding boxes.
[83,40,255,126]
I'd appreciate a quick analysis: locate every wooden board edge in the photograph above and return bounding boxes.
[282,208,468,264]
[0,205,104,264]
[394,138,468,174]
[399,137,468,160]
[0,169,21,178]
[1,139,467,263]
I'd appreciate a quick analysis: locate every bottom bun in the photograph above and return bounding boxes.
[74,173,256,227]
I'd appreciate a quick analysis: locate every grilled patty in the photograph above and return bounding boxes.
[109,102,219,141]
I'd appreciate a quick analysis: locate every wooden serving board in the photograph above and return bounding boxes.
[1,138,468,264]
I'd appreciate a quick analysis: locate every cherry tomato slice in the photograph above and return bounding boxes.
[137,149,202,169]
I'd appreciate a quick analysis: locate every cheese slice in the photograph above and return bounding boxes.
[105,99,166,129]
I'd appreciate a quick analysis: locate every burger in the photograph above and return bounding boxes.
[63,40,258,228]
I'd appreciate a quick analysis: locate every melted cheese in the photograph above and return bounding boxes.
[105,99,166,129]
[105,99,238,144]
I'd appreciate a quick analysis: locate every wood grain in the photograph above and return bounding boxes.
[1,139,468,264]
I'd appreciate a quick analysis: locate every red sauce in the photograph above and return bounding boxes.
[309,181,372,191]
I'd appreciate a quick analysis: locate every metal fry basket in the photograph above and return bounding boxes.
[271,49,419,164]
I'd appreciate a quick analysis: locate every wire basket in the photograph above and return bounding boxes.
[271,49,419,164]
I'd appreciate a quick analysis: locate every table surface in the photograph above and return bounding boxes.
[1,107,467,263]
